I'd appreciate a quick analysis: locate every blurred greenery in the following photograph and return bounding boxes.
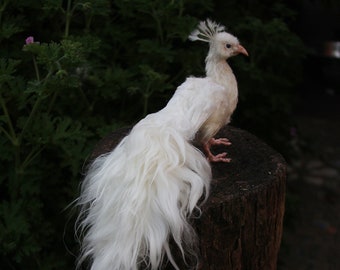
[0,0,306,269]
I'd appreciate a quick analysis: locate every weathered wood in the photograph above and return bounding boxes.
[90,125,286,270]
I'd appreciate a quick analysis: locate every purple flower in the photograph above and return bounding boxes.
[25,36,34,45]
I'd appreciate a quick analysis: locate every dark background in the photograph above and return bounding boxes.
[0,0,339,269]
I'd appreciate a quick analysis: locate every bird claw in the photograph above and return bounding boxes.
[207,152,231,163]
[209,137,232,146]
[204,137,232,163]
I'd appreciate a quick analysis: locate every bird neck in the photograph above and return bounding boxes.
[205,55,235,88]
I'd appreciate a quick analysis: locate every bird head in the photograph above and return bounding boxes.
[188,19,248,60]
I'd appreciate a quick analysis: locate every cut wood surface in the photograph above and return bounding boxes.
[89,125,286,270]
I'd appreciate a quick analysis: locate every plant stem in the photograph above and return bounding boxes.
[64,0,72,38]
[19,69,53,140]
[32,56,40,81]
[0,0,9,24]
[19,96,42,140]
[0,126,15,145]
[21,146,44,170]
[143,94,149,116]
[47,91,58,114]
[152,11,164,45]
[143,83,152,116]
[8,142,23,201]
[0,84,22,198]
[85,14,93,33]
[78,87,92,111]
[0,93,18,145]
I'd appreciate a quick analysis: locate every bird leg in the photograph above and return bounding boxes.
[203,138,232,163]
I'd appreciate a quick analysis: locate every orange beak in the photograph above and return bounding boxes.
[236,44,249,56]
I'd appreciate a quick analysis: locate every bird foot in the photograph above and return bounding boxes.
[209,137,232,147]
[204,137,232,163]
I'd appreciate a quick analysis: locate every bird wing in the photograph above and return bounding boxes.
[164,77,227,141]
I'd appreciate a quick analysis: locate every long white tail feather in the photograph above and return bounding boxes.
[77,117,211,269]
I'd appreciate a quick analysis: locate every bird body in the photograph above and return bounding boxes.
[77,19,248,270]
[197,59,238,144]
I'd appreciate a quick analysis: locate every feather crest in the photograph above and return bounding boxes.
[188,19,226,42]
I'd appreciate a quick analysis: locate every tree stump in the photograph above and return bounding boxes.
[89,125,286,270]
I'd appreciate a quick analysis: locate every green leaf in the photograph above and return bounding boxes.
[53,117,82,141]
[36,42,62,66]
[137,39,174,63]
[0,21,22,40]
[79,0,110,16]
[42,0,63,11]
[22,42,42,54]
[0,58,21,80]
[61,39,85,64]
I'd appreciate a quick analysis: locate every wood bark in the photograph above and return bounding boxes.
[89,125,286,270]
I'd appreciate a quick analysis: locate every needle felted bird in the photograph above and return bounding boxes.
[76,19,248,270]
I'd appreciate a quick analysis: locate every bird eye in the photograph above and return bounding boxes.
[226,44,232,48]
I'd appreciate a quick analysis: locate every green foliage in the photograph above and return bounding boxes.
[210,0,306,150]
[234,15,306,147]
[0,0,306,268]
